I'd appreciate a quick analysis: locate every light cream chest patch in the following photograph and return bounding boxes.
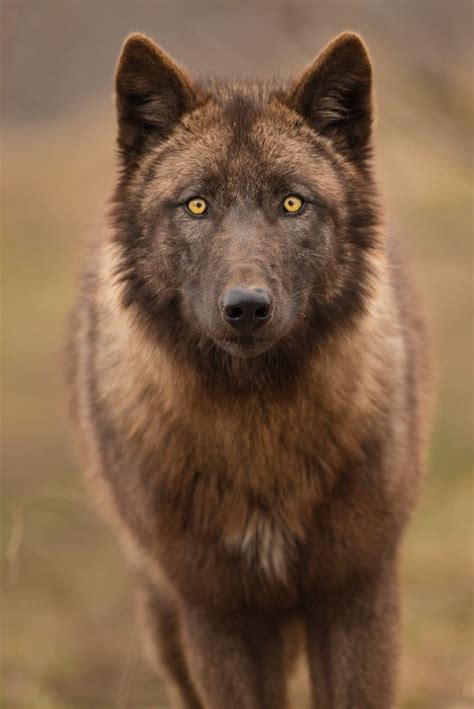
[225,510,295,584]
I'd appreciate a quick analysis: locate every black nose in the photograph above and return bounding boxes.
[221,287,272,331]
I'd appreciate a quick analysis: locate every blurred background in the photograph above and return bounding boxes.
[1,1,472,707]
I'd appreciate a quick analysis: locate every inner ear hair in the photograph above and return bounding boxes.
[115,33,196,164]
[289,32,373,161]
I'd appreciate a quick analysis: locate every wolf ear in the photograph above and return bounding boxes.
[115,33,195,162]
[289,33,373,161]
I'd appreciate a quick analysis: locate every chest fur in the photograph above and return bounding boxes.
[223,509,297,584]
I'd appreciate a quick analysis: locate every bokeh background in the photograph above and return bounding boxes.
[1,1,473,707]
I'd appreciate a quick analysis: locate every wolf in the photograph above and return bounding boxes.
[68,31,431,708]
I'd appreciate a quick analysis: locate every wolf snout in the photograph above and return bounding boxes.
[220,286,273,332]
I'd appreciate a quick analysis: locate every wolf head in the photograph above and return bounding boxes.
[111,32,382,387]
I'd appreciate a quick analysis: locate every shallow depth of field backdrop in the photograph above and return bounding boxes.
[1,1,473,708]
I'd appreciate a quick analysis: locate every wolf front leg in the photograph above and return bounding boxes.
[137,578,203,709]
[305,558,400,709]
[180,604,288,709]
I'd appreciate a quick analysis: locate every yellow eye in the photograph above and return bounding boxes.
[282,195,304,214]
[186,197,208,216]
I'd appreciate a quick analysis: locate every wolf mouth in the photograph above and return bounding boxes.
[215,335,274,358]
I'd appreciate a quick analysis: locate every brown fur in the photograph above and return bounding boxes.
[68,31,431,708]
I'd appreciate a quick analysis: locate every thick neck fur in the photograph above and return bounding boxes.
[94,237,403,492]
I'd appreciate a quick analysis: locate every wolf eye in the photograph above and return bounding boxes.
[186,197,208,216]
[282,195,304,214]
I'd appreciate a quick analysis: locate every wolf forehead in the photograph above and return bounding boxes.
[116,30,374,207]
[135,85,342,206]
